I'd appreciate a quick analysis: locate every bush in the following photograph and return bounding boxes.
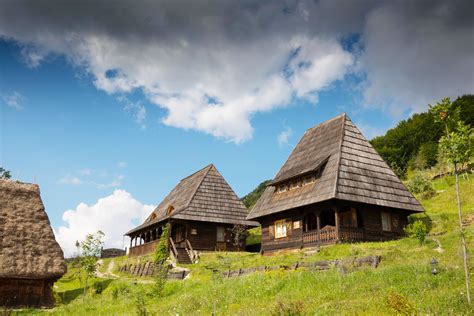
[404,220,428,245]
[407,174,435,195]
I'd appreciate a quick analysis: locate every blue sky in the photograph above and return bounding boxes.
[1,0,472,255]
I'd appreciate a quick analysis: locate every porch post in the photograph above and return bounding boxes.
[316,213,321,242]
[334,208,340,241]
[130,237,133,249]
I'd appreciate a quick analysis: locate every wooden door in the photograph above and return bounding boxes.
[216,226,226,251]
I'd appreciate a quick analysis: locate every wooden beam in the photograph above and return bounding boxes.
[334,208,340,241]
[316,214,321,242]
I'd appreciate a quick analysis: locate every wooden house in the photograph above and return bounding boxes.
[246,114,424,254]
[0,180,66,308]
[126,164,258,263]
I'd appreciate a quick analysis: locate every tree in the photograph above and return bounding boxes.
[241,180,272,209]
[430,97,473,304]
[78,230,105,296]
[0,167,11,179]
[230,224,249,251]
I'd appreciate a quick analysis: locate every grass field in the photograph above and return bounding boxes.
[14,174,474,315]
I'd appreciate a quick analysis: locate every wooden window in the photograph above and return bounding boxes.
[216,226,225,242]
[274,220,287,238]
[381,212,392,231]
[278,185,287,193]
[293,220,301,229]
[191,228,197,235]
[167,205,174,215]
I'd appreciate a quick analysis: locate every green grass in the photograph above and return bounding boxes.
[21,174,474,315]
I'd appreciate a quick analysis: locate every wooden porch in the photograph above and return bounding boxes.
[302,226,364,246]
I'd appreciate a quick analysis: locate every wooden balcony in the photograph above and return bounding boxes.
[302,226,364,246]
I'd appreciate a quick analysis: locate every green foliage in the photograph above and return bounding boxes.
[78,231,105,295]
[135,292,149,316]
[371,95,474,176]
[241,180,272,209]
[407,174,435,195]
[404,220,428,245]
[154,224,170,264]
[411,142,439,170]
[246,227,262,246]
[385,292,416,315]
[439,122,473,167]
[0,167,11,179]
[153,265,169,297]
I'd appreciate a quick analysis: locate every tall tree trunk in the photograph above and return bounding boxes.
[455,164,471,304]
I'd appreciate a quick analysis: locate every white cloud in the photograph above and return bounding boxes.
[95,175,124,189]
[116,161,127,168]
[79,168,92,176]
[2,91,25,109]
[0,0,471,138]
[55,190,154,257]
[277,126,293,147]
[59,175,82,185]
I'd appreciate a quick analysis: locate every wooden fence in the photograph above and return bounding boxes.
[119,261,190,280]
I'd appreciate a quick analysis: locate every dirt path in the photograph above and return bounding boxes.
[96,259,119,278]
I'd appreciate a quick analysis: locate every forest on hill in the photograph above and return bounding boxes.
[370,95,474,178]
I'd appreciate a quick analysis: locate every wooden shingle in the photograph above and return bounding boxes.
[127,164,257,235]
[247,113,423,220]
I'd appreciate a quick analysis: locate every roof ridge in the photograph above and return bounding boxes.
[305,112,346,133]
[179,163,214,182]
[332,113,347,199]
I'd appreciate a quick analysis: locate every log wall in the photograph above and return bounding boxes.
[259,200,412,254]
[0,278,56,308]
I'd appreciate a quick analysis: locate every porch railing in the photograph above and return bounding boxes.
[340,227,364,242]
[302,226,364,245]
[129,239,160,257]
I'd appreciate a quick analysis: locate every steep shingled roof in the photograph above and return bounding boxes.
[127,164,258,235]
[247,114,423,220]
[0,180,67,279]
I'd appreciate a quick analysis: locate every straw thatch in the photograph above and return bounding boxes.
[127,164,258,235]
[247,113,423,220]
[0,179,66,279]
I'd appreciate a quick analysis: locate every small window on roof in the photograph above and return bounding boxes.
[167,205,174,215]
[150,213,157,221]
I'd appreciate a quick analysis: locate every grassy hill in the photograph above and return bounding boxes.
[19,174,473,315]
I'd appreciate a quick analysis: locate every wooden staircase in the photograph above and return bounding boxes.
[176,247,192,264]
[169,238,198,264]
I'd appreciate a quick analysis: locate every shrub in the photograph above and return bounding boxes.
[154,224,170,264]
[404,220,428,245]
[385,292,416,315]
[407,174,435,195]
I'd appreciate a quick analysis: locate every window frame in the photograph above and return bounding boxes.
[381,211,392,232]
[274,219,287,239]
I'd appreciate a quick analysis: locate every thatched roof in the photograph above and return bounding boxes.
[247,113,424,220]
[0,180,66,279]
[127,164,258,235]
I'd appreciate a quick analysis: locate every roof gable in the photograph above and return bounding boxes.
[247,114,423,220]
[127,164,257,235]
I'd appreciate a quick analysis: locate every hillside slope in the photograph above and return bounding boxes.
[27,175,473,315]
